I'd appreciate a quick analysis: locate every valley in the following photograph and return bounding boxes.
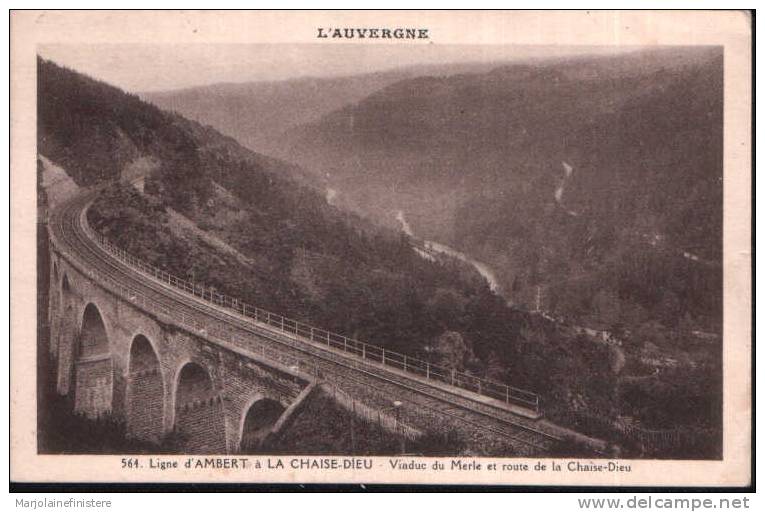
[36,45,724,458]
[396,210,502,294]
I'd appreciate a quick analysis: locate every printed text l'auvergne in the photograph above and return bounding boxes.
[317,27,429,40]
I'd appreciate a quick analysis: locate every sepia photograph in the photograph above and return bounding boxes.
[10,10,752,487]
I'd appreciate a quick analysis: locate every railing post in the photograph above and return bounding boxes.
[381,349,385,365]
[343,337,347,352]
[426,363,430,379]
[280,317,284,331]
[362,344,366,360]
[310,327,314,341]
[505,385,509,404]
[403,355,407,371]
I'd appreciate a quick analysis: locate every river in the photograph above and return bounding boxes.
[555,161,579,217]
[326,187,338,205]
[395,210,501,293]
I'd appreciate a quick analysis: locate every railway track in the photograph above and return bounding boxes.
[50,185,568,454]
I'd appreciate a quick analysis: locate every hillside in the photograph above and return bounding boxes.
[37,57,592,407]
[37,57,722,457]
[142,61,503,155]
[276,47,724,334]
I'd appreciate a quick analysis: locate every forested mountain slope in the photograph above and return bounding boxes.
[277,47,723,336]
[143,61,501,155]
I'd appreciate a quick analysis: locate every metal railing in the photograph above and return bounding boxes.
[52,209,430,439]
[80,215,541,413]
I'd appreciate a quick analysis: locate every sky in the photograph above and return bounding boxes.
[38,44,637,93]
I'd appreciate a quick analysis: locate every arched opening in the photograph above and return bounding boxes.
[60,274,71,312]
[52,262,59,313]
[126,335,164,443]
[79,303,110,358]
[240,398,286,453]
[173,362,226,454]
[49,269,65,360]
[72,303,113,418]
[55,274,74,395]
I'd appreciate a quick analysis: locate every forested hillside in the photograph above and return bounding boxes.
[143,61,502,155]
[39,57,597,405]
[277,47,723,337]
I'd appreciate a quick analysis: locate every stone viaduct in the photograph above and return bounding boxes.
[48,251,312,453]
[43,187,596,457]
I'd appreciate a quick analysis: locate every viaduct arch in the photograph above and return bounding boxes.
[72,302,114,418]
[126,334,164,443]
[239,397,286,453]
[173,362,226,454]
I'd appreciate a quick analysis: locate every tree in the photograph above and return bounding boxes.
[432,331,473,371]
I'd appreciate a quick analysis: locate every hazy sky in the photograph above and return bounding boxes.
[38,44,637,93]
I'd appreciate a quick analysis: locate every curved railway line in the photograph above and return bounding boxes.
[49,184,594,455]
